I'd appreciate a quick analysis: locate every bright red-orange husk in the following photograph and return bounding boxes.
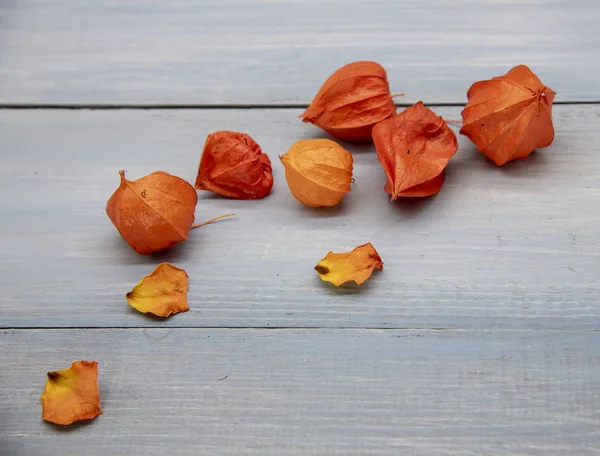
[460,65,556,166]
[301,61,397,142]
[372,102,458,199]
[106,170,197,254]
[195,131,273,199]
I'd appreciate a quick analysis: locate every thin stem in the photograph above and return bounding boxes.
[443,119,463,125]
[191,213,236,229]
[390,93,405,99]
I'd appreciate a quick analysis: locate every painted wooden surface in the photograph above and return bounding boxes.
[1,105,598,330]
[1,328,598,455]
[1,2,598,452]
[0,0,598,105]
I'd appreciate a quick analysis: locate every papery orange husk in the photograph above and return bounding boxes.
[195,131,274,199]
[280,139,353,207]
[106,170,197,254]
[126,263,189,317]
[40,360,102,426]
[460,65,556,166]
[372,102,458,199]
[301,61,397,142]
[315,243,383,287]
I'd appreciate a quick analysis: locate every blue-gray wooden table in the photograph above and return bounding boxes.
[1,1,599,455]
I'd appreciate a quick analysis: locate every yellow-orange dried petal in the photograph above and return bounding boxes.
[280,139,353,208]
[315,243,383,287]
[460,65,555,166]
[126,263,189,317]
[40,360,102,426]
[301,61,397,142]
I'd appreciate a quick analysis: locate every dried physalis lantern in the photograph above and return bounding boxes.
[301,61,397,142]
[315,243,383,287]
[280,139,353,207]
[372,102,458,198]
[106,170,197,254]
[126,263,189,318]
[40,360,102,426]
[460,65,556,166]
[195,131,274,199]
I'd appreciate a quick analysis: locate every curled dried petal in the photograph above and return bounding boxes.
[40,360,102,426]
[315,243,383,287]
[460,65,555,166]
[126,263,189,317]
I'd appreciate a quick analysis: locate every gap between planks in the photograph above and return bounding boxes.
[2,327,600,332]
[0,100,599,110]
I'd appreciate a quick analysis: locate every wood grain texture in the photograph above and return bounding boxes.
[0,105,598,329]
[0,328,598,455]
[0,0,598,104]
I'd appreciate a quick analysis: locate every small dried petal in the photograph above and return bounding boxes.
[315,243,383,287]
[301,61,397,142]
[195,131,274,199]
[126,263,189,317]
[40,360,102,426]
[460,65,555,166]
[280,139,353,207]
[373,102,458,199]
[106,170,197,254]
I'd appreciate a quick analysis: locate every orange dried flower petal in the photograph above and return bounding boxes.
[460,65,555,166]
[40,360,102,426]
[373,102,458,199]
[301,61,397,142]
[106,170,197,254]
[315,243,383,287]
[126,263,189,317]
[280,139,353,207]
[195,131,274,199]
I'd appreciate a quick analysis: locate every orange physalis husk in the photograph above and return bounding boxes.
[40,360,102,426]
[106,170,197,254]
[195,131,274,199]
[372,102,458,199]
[315,243,383,287]
[126,263,189,317]
[301,61,397,142]
[460,65,556,166]
[280,139,353,208]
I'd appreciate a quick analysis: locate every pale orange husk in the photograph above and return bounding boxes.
[280,139,353,207]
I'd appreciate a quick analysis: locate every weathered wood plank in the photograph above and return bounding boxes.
[0,105,598,329]
[0,0,598,104]
[0,328,598,455]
